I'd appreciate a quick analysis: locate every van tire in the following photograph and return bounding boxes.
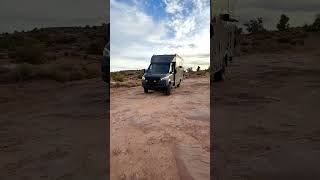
[225,56,229,67]
[177,80,181,87]
[102,73,107,83]
[165,85,171,95]
[144,88,148,93]
[214,69,225,82]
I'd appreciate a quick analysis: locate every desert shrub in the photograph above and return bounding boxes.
[237,27,243,34]
[303,14,320,32]
[255,33,269,40]
[0,63,38,82]
[0,66,9,74]
[277,37,291,43]
[205,66,210,72]
[0,32,28,50]
[241,47,249,53]
[296,39,304,46]
[55,35,77,44]
[0,63,100,83]
[244,17,266,33]
[45,38,55,47]
[279,44,292,50]
[31,31,50,42]
[81,64,100,79]
[136,70,144,79]
[70,51,79,56]
[277,14,290,31]
[0,35,15,49]
[86,39,105,55]
[111,81,141,88]
[186,67,193,72]
[0,52,6,59]
[14,42,46,64]
[46,64,87,82]
[0,70,18,82]
[111,72,125,82]
[313,16,320,31]
[15,63,38,80]
[240,40,250,46]
[290,39,304,46]
[252,41,261,46]
[36,63,95,82]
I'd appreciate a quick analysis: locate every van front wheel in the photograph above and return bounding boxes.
[144,88,148,93]
[165,85,171,95]
[214,69,225,82]
[177,80,181,87]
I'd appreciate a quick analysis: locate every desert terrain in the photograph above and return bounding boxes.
[110,77,210,180]
[0,25,109,180]
[1,24,320,179]
[213,32,320,179]
[0,79,108,179]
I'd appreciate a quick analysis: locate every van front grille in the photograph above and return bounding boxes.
[145,77,161,81]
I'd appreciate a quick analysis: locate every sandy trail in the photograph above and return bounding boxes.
[0,79,108,180]
[213,48,320,179]
[110,78,210,180]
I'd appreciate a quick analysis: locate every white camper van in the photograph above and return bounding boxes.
[211,0,240,81]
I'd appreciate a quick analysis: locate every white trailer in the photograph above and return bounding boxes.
[211,0,240,81]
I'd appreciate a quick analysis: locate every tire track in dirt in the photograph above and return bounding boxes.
[110,77,210,180]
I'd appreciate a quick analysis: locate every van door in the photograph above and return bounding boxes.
[172,62,176,86]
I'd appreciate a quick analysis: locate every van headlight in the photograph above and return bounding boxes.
[161,76,169,81]
[142,76,145,80]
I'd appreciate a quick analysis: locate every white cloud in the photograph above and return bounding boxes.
[164,0,183,14]
[110,0,210,71]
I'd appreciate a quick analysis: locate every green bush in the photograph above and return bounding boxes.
[277,14,290,31]
[244,17,266,33]
[303,14,320,32]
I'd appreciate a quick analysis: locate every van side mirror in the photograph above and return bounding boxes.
[143,69,145,73]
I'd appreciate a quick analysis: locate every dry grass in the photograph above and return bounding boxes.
[109,69,208,88]
[110,80,141,88]
[240,29,310,54]
[110,70,143,88]
[184,70,208,79]
[0,62,100,83]
[111,72,125,82]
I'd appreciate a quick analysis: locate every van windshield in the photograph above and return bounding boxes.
[147,63,170,74]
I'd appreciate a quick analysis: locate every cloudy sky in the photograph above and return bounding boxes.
[233,0,320,30]
[110,0,210,71]
[0,0,319,33]
[1,0,319,71]
[0,0,109,33]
